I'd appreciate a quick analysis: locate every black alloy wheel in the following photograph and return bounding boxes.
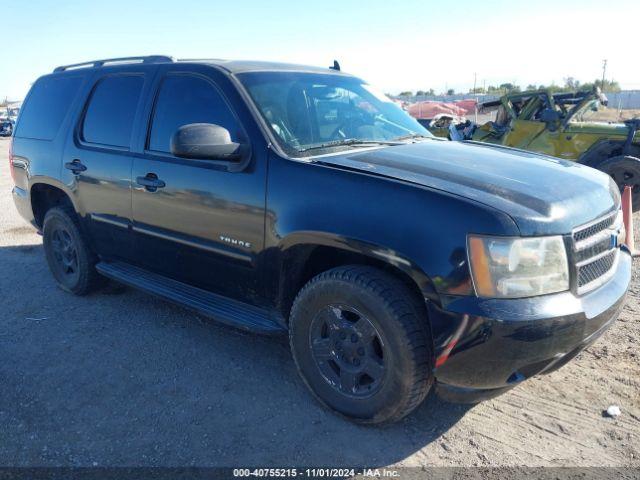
[49,226,80,283]
[309,304,385,398]
[43,206,102,295]
[289,265,433,424]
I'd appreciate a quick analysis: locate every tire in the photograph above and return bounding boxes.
[597,155,640,212]
[289,265,433,424]
[42,206,102,295]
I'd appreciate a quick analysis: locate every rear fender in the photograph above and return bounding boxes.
[29,177,81,215]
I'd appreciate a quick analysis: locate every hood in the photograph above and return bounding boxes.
[318,140,619,236]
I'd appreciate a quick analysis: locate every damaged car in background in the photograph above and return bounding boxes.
[0,104,20,137]
[0,114,14,137]
[408,99,474,138]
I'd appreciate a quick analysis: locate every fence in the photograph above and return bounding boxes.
[605,91,640,110]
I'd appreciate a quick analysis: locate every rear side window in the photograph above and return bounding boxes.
[16,76,83,140]
[82,75,144,148]
[148,74,241,153]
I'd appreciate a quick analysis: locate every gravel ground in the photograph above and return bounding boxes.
[0,136,638,467]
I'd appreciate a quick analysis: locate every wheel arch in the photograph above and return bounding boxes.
[29,180,78,229]
[275,232,438,342]
[578,139,640,168]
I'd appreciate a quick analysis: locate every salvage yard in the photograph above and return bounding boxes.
[0,135,638,467]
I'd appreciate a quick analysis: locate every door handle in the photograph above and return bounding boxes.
[136,173,166,192]
[64,159,87,174]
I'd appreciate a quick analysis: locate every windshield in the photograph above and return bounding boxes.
[237,71,432,157]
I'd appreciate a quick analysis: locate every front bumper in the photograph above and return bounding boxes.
[430,249,632,403]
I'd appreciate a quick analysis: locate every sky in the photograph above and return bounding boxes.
[2,0,639,101]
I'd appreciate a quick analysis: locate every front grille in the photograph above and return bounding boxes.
[572,211,620,294]
[574,236,612,263]
[577,250,617,287]
[573,214,616,243]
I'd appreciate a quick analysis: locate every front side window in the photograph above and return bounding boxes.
[238,71,432,157]
[82,75,144,148]
[148,74,242,154]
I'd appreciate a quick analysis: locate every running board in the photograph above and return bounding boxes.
[95,261,286,335]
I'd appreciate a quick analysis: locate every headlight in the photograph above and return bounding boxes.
[468,235,569,298]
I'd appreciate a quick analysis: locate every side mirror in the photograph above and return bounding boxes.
[170,123,245,161]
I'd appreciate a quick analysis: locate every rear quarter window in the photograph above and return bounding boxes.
[15,75,84,140]
[81,75,144,148]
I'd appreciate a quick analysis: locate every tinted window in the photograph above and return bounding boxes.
[16,75,83,140]
[148,75,241,153]
[82,75,144,147]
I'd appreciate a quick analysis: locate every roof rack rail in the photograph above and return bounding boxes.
[53,55,173,73]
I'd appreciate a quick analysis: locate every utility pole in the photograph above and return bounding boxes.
[473,73,478,123]
[601,59,607,92]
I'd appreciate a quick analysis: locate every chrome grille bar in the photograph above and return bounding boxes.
[572,210,622,295]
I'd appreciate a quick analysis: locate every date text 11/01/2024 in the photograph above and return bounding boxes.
[232,468,399,477]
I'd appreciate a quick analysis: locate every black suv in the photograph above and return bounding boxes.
[10,56,632,424]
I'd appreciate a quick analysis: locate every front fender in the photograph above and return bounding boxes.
[265,152,520,303]
[278,231,436,298]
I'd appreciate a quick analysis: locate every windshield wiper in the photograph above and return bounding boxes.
[299,138,402,153]
[392,133,434,142]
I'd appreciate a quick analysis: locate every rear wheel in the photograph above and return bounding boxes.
[43,207,102,295]
[289,265,433,424]
[598,155,640,212]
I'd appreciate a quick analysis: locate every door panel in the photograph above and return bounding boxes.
[533,123,605,161]
[132,158,266,300]
[62,70,154,261]
[131,68,267,303]
[65,148,134,257]
[526,130,564,158]
[501,119,547,148]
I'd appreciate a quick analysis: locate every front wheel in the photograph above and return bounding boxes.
[598,155,640,212]
[289,266,433,424]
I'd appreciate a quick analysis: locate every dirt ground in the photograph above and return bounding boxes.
[0,136,638,467]
[592,108,640,122]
